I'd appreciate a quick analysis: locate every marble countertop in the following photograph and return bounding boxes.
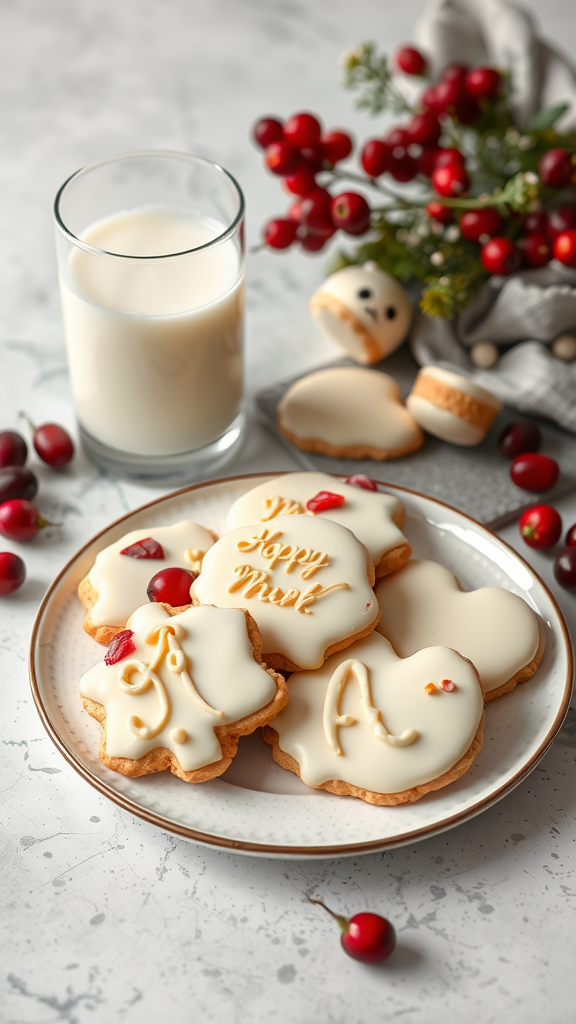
[2,1,576,1021]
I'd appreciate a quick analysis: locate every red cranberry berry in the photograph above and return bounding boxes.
[395,45,427,76]
[322,131,353,165]
[554,547,576,589]
[460,207,502,242]
[104,629,136,666]
[283,112,322,149]
[432,162,470,197]
[566,524,576,547]
[546,206,576,239]
[553,229,576,267]
[498,420,541,458]
[119,537,165,559]
[306,491,345,513]
[387,150,418,183]
[0,499,55,542]
[252,117,284,150]
[299,189,335,238]
[21,414,74,468]
[300,144,325,171]
[426,201,453,224]
[284,164,318,196]
[0,551,26,596]
[147,567,196,607]
[523,211,548,235]
[421,86,443,113]
[510,452,559,492]
[385,127,412,149]
[481,237,520,275]
[435,78,468,113]
[0,466,38,504]
[264,219,298,250]
[434,148,466,169]
[330,192,371,236]
[453,99,480,124]
[308,899,396,964]
[418,148,442,177]
[407,111,441,147]
[299,233,327,252]
[441,63,469,84]
[361,139,390,178]
[519,504,562,549]
[345,474,377,491]
[265,140,300,176]
[539,149,573,188]
[0,430,27,469]
[466,67,502,100]
[518,232,551,268]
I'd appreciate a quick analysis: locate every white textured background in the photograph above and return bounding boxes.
[1,2,576,1022]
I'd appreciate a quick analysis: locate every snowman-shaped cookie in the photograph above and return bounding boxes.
[310,262,412,364]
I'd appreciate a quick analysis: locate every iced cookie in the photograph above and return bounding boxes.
[79,520,216,645]
[277,367,424,460]
[226,471,410,578]
[264,631,484,805]
[375,560,544,700]
[79,602,287,782]
[191,514,379,672]
[406,366,502,445]
[310,263,412,364]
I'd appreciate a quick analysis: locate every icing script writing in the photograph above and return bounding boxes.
[228,565,349,615]
[236,527,329,580]
[117,622,224,741]
[323,659,419,756]
[261,495,304,521]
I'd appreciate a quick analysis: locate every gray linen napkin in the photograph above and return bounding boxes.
[407,0,576,432]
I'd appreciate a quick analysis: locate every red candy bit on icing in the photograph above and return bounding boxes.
[104,629,136,666]
[119,537,165,559]
[441,678,456,692]
[345,474,378,492]
[306,491,345,514]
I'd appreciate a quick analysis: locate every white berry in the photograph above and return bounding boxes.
[470,341,499,368]
[551,334,576,361]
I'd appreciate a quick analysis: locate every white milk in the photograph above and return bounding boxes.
[59,206,244,456]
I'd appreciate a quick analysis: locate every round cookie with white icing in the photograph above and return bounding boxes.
[375,559,544,700]
[191,514,379,672]
[264,631,484,805]
[407,366,502,446]
[310,263,412,364]
[277,367,424,460]
[79,602,287,782]
[226,471,410,578]
[79,520,217,645]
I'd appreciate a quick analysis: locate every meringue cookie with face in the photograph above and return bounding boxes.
[310,262,412,364]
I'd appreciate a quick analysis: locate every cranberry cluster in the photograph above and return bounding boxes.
[0,417,74,595]
[253,44,576,278]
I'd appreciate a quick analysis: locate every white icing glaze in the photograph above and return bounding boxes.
[79,603,278,771]
[406,395,485,445]
[87,520,215,627]
[271,632,483,793]
[225,472,407,568]
[310,265,412,361]
[375,559,541,695]
[191,515,379,670]
[415,366,502,407]
[278,367,422,453]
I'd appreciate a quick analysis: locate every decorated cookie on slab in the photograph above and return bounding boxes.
[375,559,544,700]
[310,263,412,365]
[79,602,287,782]
[277,367,424,460]
[407,366,502,446]
[264,631,484,805]
[191,514,379,672]
[79,520,216,644]
[226,471,410,578]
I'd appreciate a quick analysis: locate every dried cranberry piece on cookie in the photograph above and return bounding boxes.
[104,629,136,665]
[306,491,345,513]
[120,537,165,559]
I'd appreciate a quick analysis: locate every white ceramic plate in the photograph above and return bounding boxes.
[30,473,573,858]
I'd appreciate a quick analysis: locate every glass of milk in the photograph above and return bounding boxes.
[54,151,245,482]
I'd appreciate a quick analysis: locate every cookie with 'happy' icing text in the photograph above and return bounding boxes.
[225,471,411,578]
[79,602,287,782]
[277,367,424,460]
[375,559,545,700]
[191,513,379,673]
[78,520,217,645]
[264,631,485,805]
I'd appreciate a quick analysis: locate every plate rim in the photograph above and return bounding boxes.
[29,471,575,857]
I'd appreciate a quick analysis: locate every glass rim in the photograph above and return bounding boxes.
[53,149,245,260]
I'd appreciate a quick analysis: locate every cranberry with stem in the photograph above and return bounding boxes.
[460,207,502,242]
[407,111,441,147]
[481,237,520,275]
[284,164,317,197]
[0,552,26,595]
[498,421,541,458]
[466,67,502,100]
[321,131,353,165]
[0,466,38,504]
[264,219,298,250]
[308,898,396,964]
[283,112,322,149]
[0,499,57,542]
[554,547,576,589]
[510,452,559,492]
[20,413,74,467]
[0,430,27,469]
[361,139,390,178]
[431,162,470,198]
[519,504,562,550]
[331,192,371,236]
[265,140,300,176]
[252,117,284,150]
[395,45,427,76]
[147,567,197,607]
